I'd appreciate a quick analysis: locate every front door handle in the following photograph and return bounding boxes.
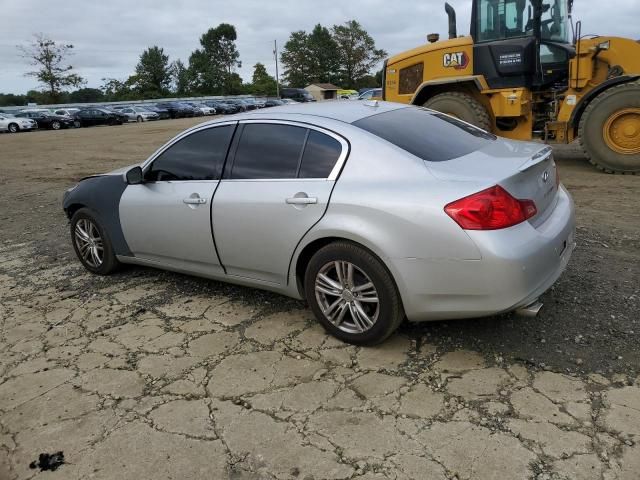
[183,195,207,205]
[286,196,317,205]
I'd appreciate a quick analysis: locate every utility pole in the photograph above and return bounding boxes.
[273,39,280,98]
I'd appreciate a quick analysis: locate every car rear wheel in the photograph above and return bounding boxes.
[70,208,120,275]
[136,115,143,122]
[73,120,81,128]
[51,121,61,130]
[8,123,19,133]
[304,241,404,345]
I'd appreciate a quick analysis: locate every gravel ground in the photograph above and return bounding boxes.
[1,119,639,479]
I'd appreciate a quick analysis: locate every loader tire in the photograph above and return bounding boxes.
[579,81,640,174]
[423,92,492,132]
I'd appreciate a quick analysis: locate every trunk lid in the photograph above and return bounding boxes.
[426,138,559,226]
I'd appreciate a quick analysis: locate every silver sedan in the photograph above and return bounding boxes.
[119,106,159,122]
[62,101,575,344]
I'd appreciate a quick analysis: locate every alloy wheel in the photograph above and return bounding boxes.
[74,219,104,268]
[315,260,380,334]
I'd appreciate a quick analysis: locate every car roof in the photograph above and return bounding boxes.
[240,100,407,124]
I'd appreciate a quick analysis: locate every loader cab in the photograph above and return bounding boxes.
[471,0,575,90]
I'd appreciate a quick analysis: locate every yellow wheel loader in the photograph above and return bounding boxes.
[383,0,640,173]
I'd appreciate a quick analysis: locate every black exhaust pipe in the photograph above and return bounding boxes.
[445,2,457,39]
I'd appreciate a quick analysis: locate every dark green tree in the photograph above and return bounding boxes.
[250,63,277,96]
[18,33,85,102]
[134,46,172,97]
[68,87,104,103]
[280,31,311,87]
[171,59,191,95]
[100,77,138,101]
[307,24,339,83]
[188,23,241,95]
[332,21,386,89]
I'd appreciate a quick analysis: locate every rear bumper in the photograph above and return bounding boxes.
[393,186,576,322]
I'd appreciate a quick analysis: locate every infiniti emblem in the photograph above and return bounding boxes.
[542,170,550,183]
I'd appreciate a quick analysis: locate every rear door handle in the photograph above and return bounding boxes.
[286,197,317,205]
[183,195,207,205]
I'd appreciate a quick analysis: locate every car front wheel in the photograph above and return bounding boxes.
[8,123,19,133]
[51,121,61,130]
[304,241,404,345]
[70,208,120,275]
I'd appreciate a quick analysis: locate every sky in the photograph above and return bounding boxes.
[1,0,639,94]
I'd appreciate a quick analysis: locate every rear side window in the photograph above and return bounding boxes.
[147,125,234,181]
[231,124,307,179]
[352,107,495,162]
[298,130,342,178]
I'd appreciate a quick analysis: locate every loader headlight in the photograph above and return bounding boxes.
[597,40,610,50]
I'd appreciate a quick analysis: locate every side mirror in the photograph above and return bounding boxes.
[125,166,144,185]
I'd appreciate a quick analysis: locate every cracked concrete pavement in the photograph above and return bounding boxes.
[1,242,639,479]
[1,120,639,479]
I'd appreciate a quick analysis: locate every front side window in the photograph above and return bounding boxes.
[353,107,495,162]
[146,125,234,181]
[231,124,307,179]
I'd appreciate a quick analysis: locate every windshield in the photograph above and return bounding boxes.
[476,0,569,43]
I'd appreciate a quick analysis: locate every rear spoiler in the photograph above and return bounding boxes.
[518,146,553,172]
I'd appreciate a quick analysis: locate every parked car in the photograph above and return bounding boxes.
[281,88,316,102]
[264,99,284,107]
[139,105,171,120]
[155,102,194,119]
[54,108,80,117]
[62,101,575,345]
[120,106,160,122]
[0,113,37,133]
[220,99,251,111]
[246,98,266,108]
[357,88,382,101]
[279,98,300,105]
[72,108,127,127]
[15,111,74,130]
[204,100,240,114]
[185,102,216,115]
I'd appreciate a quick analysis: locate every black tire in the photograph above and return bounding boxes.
[70,208,120,275]
[51,121,61,130]
[304,241,404,345]
[423,91,492,131]
[578,81,640,174]
[136,115,143,123]
[8,123,19,133]
[73,120,81,128]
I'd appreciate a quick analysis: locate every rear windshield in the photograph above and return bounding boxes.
[352,107,495,162]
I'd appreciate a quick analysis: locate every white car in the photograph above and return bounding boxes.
[0,113,37,133]
[187,103,216,115]
[119,106,160,122]
[54,108,81,117]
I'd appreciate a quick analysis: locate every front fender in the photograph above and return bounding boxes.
[62,175,132,256]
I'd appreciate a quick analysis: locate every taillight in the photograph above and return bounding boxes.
[444,185,537,230]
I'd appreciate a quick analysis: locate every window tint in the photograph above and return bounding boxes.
[353,107,495,162]
[298,130,342,178]
[231,124,307,179]
[147,125,234,181]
